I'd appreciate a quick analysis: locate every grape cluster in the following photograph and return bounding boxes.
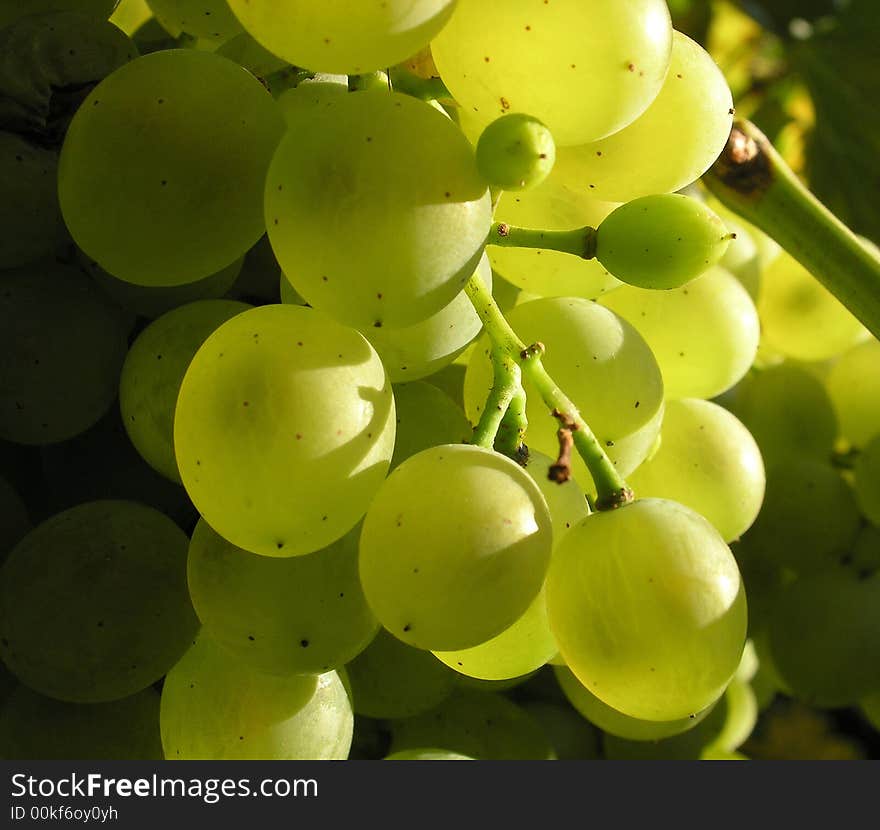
[0,0,877,762]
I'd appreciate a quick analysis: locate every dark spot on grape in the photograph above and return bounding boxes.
[606,440,614,447]
[635,401,640,408]
[243,401,249,407]
[248,635,255,641]
[96,621,104,628]
[403,624,411,632]
[296,433,302,440]
[276,541,284,550]
[374,321,382,328]
[300,639,310,648]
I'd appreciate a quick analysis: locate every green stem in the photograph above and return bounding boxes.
[496,387,528,460]
[348,72,390,93]
[387,67,453,102]
[471,347,522,450]
[704,119,880,340]
[464,272,631,509]
[488,222,598,260]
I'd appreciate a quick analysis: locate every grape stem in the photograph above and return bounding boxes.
[464,272,632,510]
[387,67,454,103]
[704,119,880,340]
[489,222,598,260]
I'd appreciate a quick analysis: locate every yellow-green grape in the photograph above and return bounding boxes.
[862,694,880,732]
[389,689,555,760]
[279,273,305,306]
[359,444,552,651]
[364,255,492,383]
[0,686,162,760]
[390,382,471,472]
[603,688,730,760]
[627,399,765,543]
[728,364,838,469]
[759,249,868,362]
[266,91,490,330]
[476,114,556,191]
[489,172,621,300]
[0,1,118,28]
[385,749,474,760]
[768,569,880,708]
[87,255,244,320]
[464,298,664,482]
[0,500,197,703]
[344,629,457,719]
[275,76,348,127]
[854,435,880,526]
[547,499,747,722]
[187,520,377,676]
[0,133,64,269]
[600,266,760,400]
[215,30,288,77]
[226,0,456,74]
[595,195,732,290]
[431,450,589,680]
[0,476,30,564]
[703,679,758,757]
[553,31,733,202]
[711,201,762,301]
[554,665,713,741]
[432,0,672,146]
[521,701,603,760]
[743,459,860,576]
[826,339,880,449]
[174,304,396,558]
[120,299,250,483]
[0,262,130,446]
[110,0,152,34]
[160,635,352,760]
[59,49,285,286]
[145,0,242,41]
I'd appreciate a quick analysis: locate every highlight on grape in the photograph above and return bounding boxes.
[0,0,878,763]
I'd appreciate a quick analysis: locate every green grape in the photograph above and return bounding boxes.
[0,500,197,702]
[476,114,556,192]
[554,665,713,742]
[728,364,838,468]
[363,255,492,383]
[627,399,765,543]
[489,172,621,300]
[862,694,880,732]
[389,689,555,760]
[385,749,473,760]
[603,689,730,760]
[826,339,880,448]
[768,569,880,708]
[464,298,664,483]
[266,91,491,330]
[431,450,590,680]
[521,701,603,760]
[215,31,288,78]
[344,629,457,720]
[0,12,137,140]
[59,49,285,286]
[432,0,672,146]
[553,31,733,202]
[0,132,64,269]
[229,233,283,304]
[600,266,760,400]
[0,476,30,564]
[120,299,251,483]
[40,408,197,533]
[547,499,747,722]
[0,1,118,30]
[110,0,152,35]
[174,304,396,558]
[759,249,868,362]
[226,0,456,74]
[160,635,352,760]
[86,255,244,319]
[0,686,162,760]
[595,195,732,290]
[188,520,377,676]
[710,201,762,301]
[742,459,860,576]
[390,382,471,472]
[275,76,348,128]
[424,360,468,411]
[0,262,130,446]
[146,0,242,42]
[279,274,305,306]
[703,679,758,756]
[359,444,552,651]
[854,435,880,526]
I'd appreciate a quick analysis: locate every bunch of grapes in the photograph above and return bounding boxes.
[0,0,877,762]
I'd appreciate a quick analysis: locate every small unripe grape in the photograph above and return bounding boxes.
[476,114,556,192]
[595,194,732,289]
